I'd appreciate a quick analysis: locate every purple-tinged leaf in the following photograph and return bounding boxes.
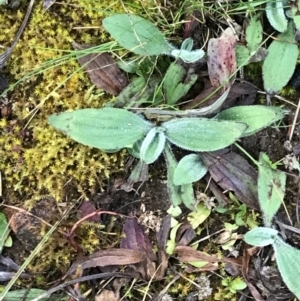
[120,217,155,260]
[201,150,259,209]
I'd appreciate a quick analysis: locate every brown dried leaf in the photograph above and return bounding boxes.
[176,222,196,246]
[207,27,237,90]
[156,215,171,249]
[95,290,119,301]
[67,249,145,277]
[201,150,259,209]
[121,217,156,260]
[175,245,242,267]
[73,42,128,95]
[242,245,265,301]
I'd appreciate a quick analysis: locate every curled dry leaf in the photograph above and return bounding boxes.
[175,246,242,272]
[67,249,144,277]
[201,150,259,209]
[73,42,128,95]
[207,27,238,91]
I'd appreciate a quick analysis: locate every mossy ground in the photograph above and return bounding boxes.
[0,0,155,280]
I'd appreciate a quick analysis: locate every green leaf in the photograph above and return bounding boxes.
[216,105,286,137]
[163,63,198,106]
[164,143,183,206]
[49,108,153,150]
[258,153,286,226]
[0,212,12,252]
[180,183,196,210]
[246,16,263,52]
[102,14,172,56]
[128,138,143,159]
[236,45,251,67]
[173,154,207,185]
[266,0,288,32]
[140,127,166,164]
[187,203,211,229]
[263,22,298,94]
[273,236,300,299]
[170,49,205,63]
[243,227,278,246]
[2,289,65,301]
[163,118,247,151]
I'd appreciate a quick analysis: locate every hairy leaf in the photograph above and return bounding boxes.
[216,105,286,137]
[170,48,205,63]
[163,63,198,106]
[236,45,251,67]
[164,144,182,206]
[258,153,286,226]
[180,183,196,211]
[49,108,153,150]
[173,154,207,185]
[140,127,166,164]
[246,16,263,52]
[243,227,278,246]
[163,118,247,151]
[263,23,298,94]
[266,0,288,33]
[103,14,172,56]
[273,236,300,299]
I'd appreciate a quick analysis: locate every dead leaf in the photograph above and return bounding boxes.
[176,222,196,246]
[120,161,148,192]
[72,42,128,95]
[204,175,230,207]
[95,290,119,301]
[121,217,156,260]
[9,197,58,251]
[242,244,265,301]
[156,215,171,249]
[201,150,259,209]
[176,246,243,273]
[78,201,99,222]
[67,249,145,277]
[207,27,238,91]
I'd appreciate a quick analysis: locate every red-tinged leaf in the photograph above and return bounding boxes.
[201,150,259,209]
[183,12,200,39]
[120,217,156,260]
[67,249,145,277]
[207,27,237,91]
[73,42,128,95]
[78,201,99,222]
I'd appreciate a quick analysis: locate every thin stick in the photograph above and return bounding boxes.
[288,97,300,141]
